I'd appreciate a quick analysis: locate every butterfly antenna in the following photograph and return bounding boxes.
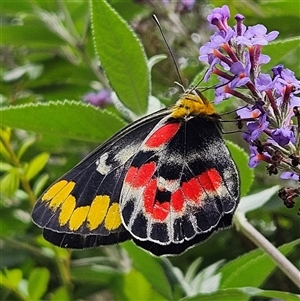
[152,14,184,87]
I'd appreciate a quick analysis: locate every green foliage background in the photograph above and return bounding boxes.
[1,0,300,300]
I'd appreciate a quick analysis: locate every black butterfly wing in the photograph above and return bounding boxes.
[32,109,169,248]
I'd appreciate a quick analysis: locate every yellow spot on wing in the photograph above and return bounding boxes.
[87,195,110,230]
[105,203,122,230]
[59,195,76,226]
[69,206,89,231]
[46,181,76,210]
[42,180,68,201]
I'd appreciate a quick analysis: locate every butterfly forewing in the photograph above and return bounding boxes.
[32,109,169,247]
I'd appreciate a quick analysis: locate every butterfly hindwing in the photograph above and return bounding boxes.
[120,114,239,254]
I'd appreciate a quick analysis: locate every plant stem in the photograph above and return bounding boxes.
[53,247,73,297]
[234,211,300,288]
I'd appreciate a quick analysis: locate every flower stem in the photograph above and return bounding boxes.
[234,211,300,288]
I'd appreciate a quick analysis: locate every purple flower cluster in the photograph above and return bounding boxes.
[199,5,300,209]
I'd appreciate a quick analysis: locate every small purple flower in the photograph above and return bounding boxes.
[248,145,271,168]
[199,29,235,65]
[234,14,245,36]
[229,60,251,88]
[237,106,260,119]
[83,89,112,108]
[289,95,300,108]
[242,113,269,142]
[255,73,274,92]
[207,5,230,31]
[271,128,295,146]
[236,25,279,46]
[275,67,300,90]
[281,172,300,181]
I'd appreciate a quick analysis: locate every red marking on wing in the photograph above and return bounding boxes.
[124,166,138,184]
[144,123,180,148]
[181,168,222,203]
[182,177,203,203]
[198,168,222,191]
[125,162,156,188]
[144,179,157,213]
[152,202,170,220]
[170,189,184,212]
[143,179,171,221]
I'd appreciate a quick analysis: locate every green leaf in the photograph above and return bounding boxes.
[219,239,300,289]
[0,101,126,143]
[180,287,300,301]
[0,162,13,172]
[71,265,120,284]
[226,140,253,197]
[122,241,173,300]
[17,136,36,160]
[263,37,300,75]
[0,170,19,197]
[28,267,50,300]
[50,286,70,301]
[90,0,149,116]
[124,269,166,301]
[2,17,63,48]
[25,152,49,181]
[33,173,49,197]
[0,269,23,289]
[237,185,280,214]
[148,55,168,71]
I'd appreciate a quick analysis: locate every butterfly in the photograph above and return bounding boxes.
[32,90,240,256]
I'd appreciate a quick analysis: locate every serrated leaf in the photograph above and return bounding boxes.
[219,239,300,289]
[226,140,253,197]
[90,0,149,116]
[25,152,49,181]
[28,268,50,300]
[0,101,126,143]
